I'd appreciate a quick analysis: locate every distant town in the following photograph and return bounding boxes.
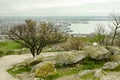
[0,16,109,40]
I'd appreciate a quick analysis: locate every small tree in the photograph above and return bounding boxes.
[94,24,106,45]
[63,37,85,50]
[8,20,65,57]
[109,13,120,46]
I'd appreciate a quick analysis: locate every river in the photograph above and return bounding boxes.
[68,21,111,34]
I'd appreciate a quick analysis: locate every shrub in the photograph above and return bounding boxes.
[5,50,16,55]
[0,50,5,57]
[63,37,85,51]
[35,61,56,78]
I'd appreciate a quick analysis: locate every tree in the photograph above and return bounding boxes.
[109,13,120,46]
[8,20,65,57]
[94,24,106,45]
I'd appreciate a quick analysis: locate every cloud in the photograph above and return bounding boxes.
[11,0,117,11]
[0,0,119,16]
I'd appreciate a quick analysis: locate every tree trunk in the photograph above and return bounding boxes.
[30,48,35,57]
[111,28,117,46]
[36,47,43,55]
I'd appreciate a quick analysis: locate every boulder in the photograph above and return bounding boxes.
[34,61,56,78]
[111,54,120,61]
[22,73,35,80]
[16,58,32,67]
[105,46,120,55]
[27,51,87,66]
[55,51,87,65]
[75,69,103,80]
[27,52,58,66]
[94,69,103,78]
[77,70,94,77]
[102,61,120,70]
[83,46,111,60]
[100,72,120,80]
[27,56,43,66]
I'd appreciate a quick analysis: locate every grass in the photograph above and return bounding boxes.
[7,66,31,75]
[0,40,22,50]
[0,40,25,57]
[81,58,107,70]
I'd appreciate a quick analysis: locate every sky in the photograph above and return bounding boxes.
[0,0,120,16]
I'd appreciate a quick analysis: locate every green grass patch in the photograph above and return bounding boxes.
[0,40,29,57]
[7,66,31,75]
[0,40,22,50]
[80,58,107,70]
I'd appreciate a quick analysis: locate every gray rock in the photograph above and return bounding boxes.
[94,69,103,78]
[27,51,87,66]
[100,72,120,80]
[34,78,40,80]
[27,56,43,66]
[77,70,94,77]
[22,73,35,80]
[105,46,120,55]
[102,62,119,70]
[83,46,111,60]
[55,51,87,65]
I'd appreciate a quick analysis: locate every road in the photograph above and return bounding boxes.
[0,54,32,80]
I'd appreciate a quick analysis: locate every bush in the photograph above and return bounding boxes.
[5,50,16,55]
[63,37,85,51]
[0,50,5,57]
[35,61,56,78]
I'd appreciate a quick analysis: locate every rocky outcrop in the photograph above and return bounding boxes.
[55,51,87,65]
[100,72,120,80]
[106,46,120,61]
[27,46,120,66]
[27,51,87,66]
[102,61,120,70]
[83,46,111,60]
[105,46,120,55]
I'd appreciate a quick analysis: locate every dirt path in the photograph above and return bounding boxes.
[0,54,32,80]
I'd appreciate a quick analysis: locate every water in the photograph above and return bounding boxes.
[68,21,110,34]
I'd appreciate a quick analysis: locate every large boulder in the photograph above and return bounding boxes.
[27,52,57,66]
[102,61,120,70]
[74,69,103,80]
[105,46,120,55]
[105,46,120,61]
[100,72,120,80]
[27,51,87,66]
[55,51,87,65]
[111,54,120,61]
[34,61,56,78]
[83,46,111,60]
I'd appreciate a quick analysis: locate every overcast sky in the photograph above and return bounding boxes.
[0,0,120,16]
